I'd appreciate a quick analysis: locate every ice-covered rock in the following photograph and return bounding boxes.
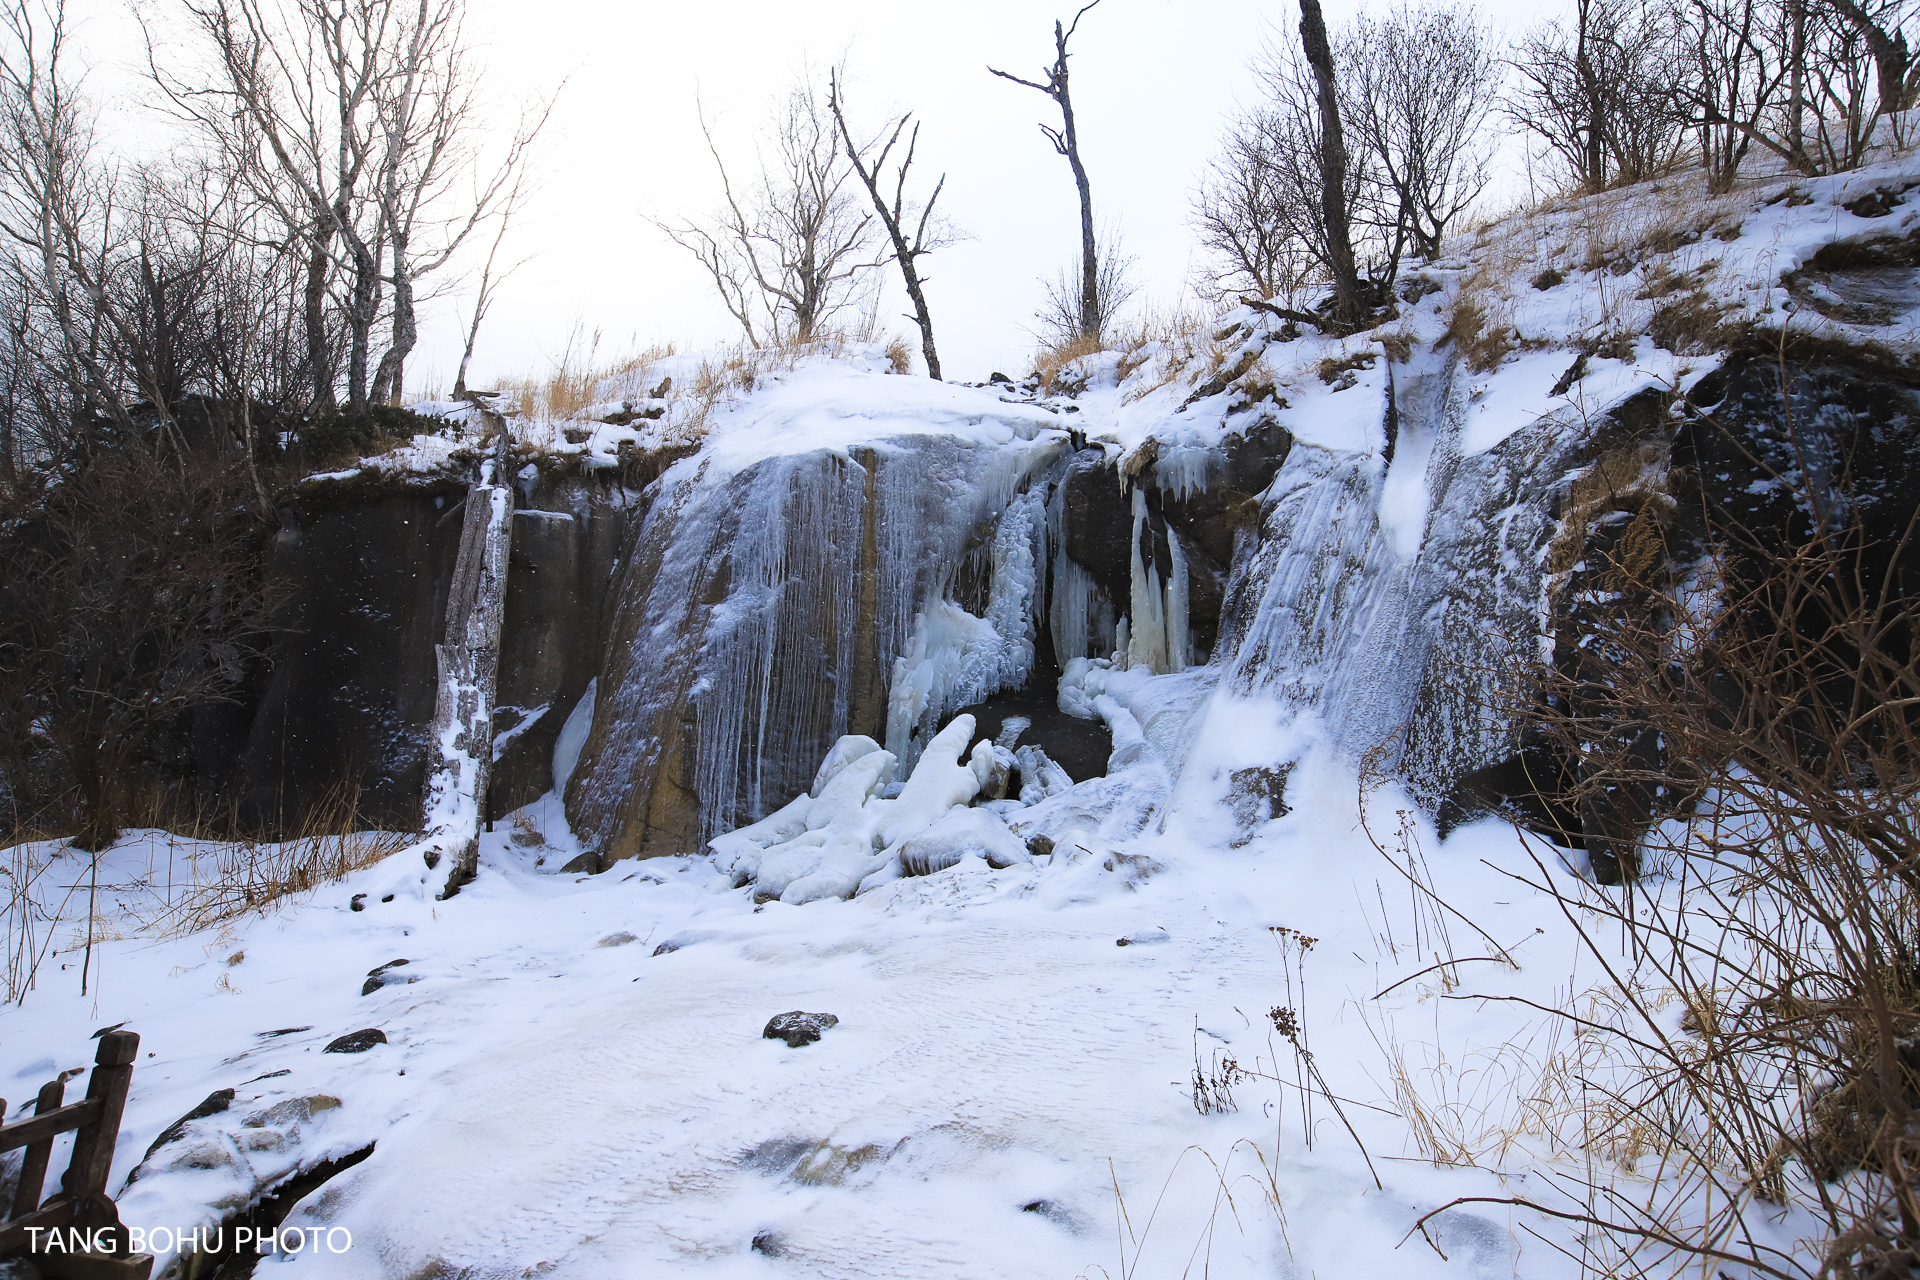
[1013,745,1074,804]
[709,714,1038,903]
[874,716,984,847]
[809,734,885,796]
[898,807,1030,877]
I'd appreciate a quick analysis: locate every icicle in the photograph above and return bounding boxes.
[1153,444,1223,502]
[882,485,1049,769]
[1048,553,1114,665]
[1113,615,1130,668]
[1166,528,1190,672]
[1126,487,1170,673]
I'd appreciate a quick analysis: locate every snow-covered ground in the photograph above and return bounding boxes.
[3,757,1702,1280]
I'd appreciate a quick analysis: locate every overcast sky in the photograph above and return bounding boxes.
[81,0,1545,389]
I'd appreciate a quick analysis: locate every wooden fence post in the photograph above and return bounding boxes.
[61,1029,138,1217]
[11,1077,65,1219]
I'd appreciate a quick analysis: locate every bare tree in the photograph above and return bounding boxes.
[1680,0,1798,189]
[1191,110,1312,303]
[0,1,135,436]
[1509,0,1690,192]
[452,177,527,397]
[368,0,549,406]
[161,0,389,413]
[660,85,882,346]
[1820,0,1919,115]
[827,69,954,379]
[1339,2,1502,258]
[990,1,1106,343]
[1197,19,1379,330]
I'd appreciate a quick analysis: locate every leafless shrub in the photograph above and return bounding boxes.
[658,82,884,347]
[1340,2,1503,259]
[0,444,280,851]
[1033,233,1137,348]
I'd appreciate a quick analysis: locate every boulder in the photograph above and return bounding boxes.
[323,1029,387,1054]
[763,1011,839,1048]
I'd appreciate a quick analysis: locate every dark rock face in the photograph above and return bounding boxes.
[1053,422,1289,667]
[225,464,634,834]
[949,691,1109,783]
[489,468,629,817]
[240,485,465,831]
[1438,355,1920,869]
[322,1028,387,1054]
[763,1011,839,1048]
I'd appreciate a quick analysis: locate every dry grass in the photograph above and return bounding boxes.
[1443,296,1517,373]
[161,825,410,935]
[1386,394,1920,1276]
[498,336,679,423]
[1033,332,1108,395]
[151,776,411,934]
[0,776,411,1003]
[884,335,913,376]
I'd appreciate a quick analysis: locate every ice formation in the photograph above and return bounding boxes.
[712,713,1041,904]
[571,390,1065,849]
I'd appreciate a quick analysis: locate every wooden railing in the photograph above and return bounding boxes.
[0,1029,154,1278]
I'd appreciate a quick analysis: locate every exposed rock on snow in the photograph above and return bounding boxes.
[322,1030,387,1054]
[140,1088,236,1163]
[762,1011,840,1047]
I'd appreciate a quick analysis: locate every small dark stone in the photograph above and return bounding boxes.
[361,958,415,996]
[762,1011,839,1048]
[380,894,394,902]
[142,1088,236,1161]
[559,852,603,875]
[350,894,367,912]
[323,1029,387,1054]
[256,1027,310,1039]
[751,1231,786,1256]
[652,940,685,956]
[988,371,1012,384]
[1025,834,1055,858]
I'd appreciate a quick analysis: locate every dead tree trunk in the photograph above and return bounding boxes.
[420,412,512,898]
[828,71,949,380]
[1297,0,1364,331]
[990,1,1104,343]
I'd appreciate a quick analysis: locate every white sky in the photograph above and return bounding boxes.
[79,0,1545,389]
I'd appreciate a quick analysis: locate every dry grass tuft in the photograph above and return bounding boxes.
[1033,332,1108,395]
[884,335,914,376]
[1648,290,1731,353]
[1443,297,1517,372]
